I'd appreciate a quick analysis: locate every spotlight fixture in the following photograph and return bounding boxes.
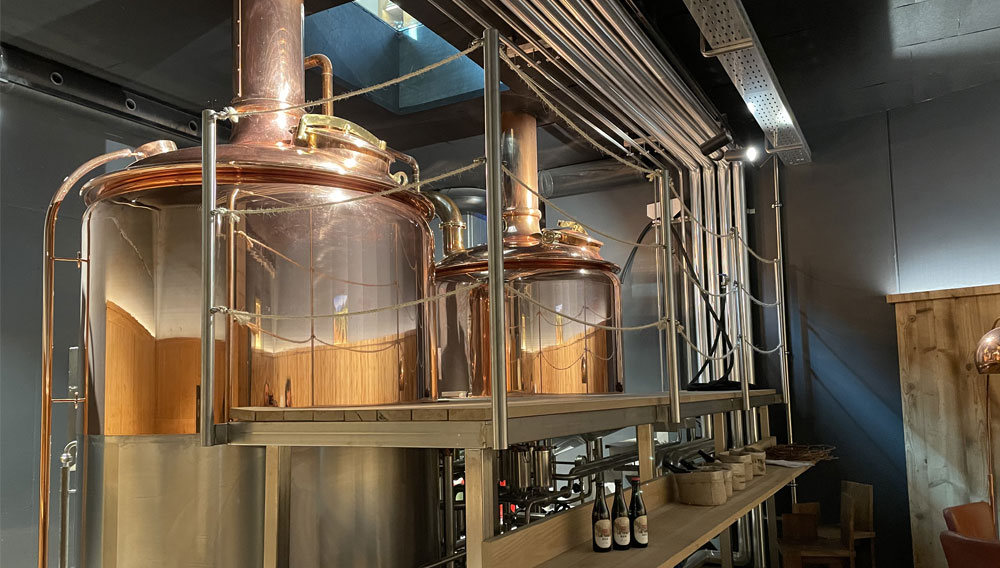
[698,131,733,157]
[723,146,759,163]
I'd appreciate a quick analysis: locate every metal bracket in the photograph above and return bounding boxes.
[699,32,753,58]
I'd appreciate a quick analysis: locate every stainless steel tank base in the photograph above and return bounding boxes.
[84,435,265,568]
[289,447,441,567]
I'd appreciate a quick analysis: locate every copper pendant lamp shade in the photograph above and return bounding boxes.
[976,320,1000,375]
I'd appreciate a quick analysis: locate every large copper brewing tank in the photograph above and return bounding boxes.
[82,121,435,418]
[435,112,625,396]
[48,1,440,566]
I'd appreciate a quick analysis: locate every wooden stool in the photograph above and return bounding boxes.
[780,493,856,568]
[817,481,876,567]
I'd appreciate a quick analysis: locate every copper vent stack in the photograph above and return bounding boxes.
[230,0,305,144]
[501,111,543,244]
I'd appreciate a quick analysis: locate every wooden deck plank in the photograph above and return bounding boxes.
[229,390,777,423]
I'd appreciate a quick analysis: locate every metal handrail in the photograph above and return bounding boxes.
[39,141,175,568]
[482,29,509,451]
[201,110,219,447]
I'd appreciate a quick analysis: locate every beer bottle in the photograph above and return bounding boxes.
[612,477,631,550]
[630,480,648,548]
[592,476,612,552]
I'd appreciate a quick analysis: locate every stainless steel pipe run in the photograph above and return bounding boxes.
[732,162,756,408]
[537,159,648,198]
[200,109,218,447]
[656,172,681,424]
[483,28,509,450]
[449,0,666,169]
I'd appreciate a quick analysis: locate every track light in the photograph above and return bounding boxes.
[698,131,733,157]
[723,146,759,163]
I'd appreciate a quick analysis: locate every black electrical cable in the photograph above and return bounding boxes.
[667,220,736,382]
[620,220,655,281]
[619,213,737,383]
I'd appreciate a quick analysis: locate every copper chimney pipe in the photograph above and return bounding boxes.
[231,0,306,144]
[501,111,542,244]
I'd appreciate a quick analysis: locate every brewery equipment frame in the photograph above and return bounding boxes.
[36,1,803,561]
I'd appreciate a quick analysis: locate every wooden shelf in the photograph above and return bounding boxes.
[222,390,782,449]
[484,465,808,568]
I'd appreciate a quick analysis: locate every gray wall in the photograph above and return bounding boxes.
[0,84,187,567]
[551,187,663,394]
[749,78,1000,567]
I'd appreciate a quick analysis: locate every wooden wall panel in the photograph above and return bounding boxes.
[248,331,420,406]
[153,337,226,434]
[104,302,156,434]
[889,285,1000,568]
[105,302,225,435]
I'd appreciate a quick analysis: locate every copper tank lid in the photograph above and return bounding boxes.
[80,115,433,221]
[436,220,619,277]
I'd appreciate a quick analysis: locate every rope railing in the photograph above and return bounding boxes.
[735,282,781,308]
[505,285,669,332]
[743,339,784,355]
[217,41,483,120]
[733,230,779,264]
[677,327,738,361]
[213,159,484,220]
[214,283,485,324]
[678,263,736,299]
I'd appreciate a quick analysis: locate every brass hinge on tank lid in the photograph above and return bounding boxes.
[294,114,387,151]
[544,220,605,250]
[556,220,587,234]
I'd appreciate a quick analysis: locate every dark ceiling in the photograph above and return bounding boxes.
[3,0,999,151]
[644,0,1000,143]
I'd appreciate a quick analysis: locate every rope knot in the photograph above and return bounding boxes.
[213,207,241,223]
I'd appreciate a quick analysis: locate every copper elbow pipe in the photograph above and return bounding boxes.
[304,53,334,116]
[39,140,175,568]
[425,191,466,256]
[501,111,542,244]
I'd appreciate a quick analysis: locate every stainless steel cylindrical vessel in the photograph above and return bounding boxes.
[289,447,440,566]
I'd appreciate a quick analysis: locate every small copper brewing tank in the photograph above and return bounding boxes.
[434,112,624,396]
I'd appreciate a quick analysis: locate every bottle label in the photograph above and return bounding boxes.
[594,519,612,548]
[634,515,648,544]
[614,517,631,546]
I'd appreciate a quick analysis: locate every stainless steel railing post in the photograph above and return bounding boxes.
[201,109,219,447]
[483,29,508,451]
[771,156,796,501]
[730,228,751,424]
[656,171,681,424]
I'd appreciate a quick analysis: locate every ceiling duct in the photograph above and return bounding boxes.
[682,0,812,165]
[441,0,726,171]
